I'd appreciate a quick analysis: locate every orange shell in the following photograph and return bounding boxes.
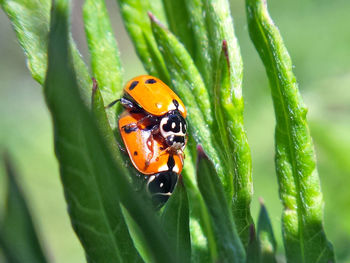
[123,75,187,117]
[118,111,183,175]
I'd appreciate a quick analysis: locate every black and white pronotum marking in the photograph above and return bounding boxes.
[160,111,187,151]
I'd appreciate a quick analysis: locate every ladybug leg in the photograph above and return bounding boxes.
[135,114,158,129]
[121,114,158,132]
[116,140,127,153]
[122,123,138,133]
[150,124,160,135]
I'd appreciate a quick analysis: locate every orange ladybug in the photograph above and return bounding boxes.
[111,75,187,155]
[123,75,186,117]
[118,111,183,204]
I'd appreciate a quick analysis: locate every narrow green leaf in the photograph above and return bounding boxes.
[185,0,243,102]
[150,14,212,126]
[214,41,253,248]
[203,0,244,99]
[0,154,48,263]
[44,1,178,262]
[120,206,154,263]
[161,0,195,57]
[246,0,335,262]
[196,145,245,263]
[246,224,259,263]
[257,199,277,263]
[91,79,132,175]
[182,147,216,262]
[161,178,191,263]
[0,0,91,101]
[183,0,210,87]
[149,14,221,187]
[45,1,140,262]
[0,0,50,84]
[182,1,254,247]
[84,0,123,128]
[117,0,170,83]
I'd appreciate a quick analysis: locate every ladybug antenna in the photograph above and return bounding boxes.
[105,99,120,109]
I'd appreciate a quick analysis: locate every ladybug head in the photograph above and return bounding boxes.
[160,112,187,150]
[147,171,178,207]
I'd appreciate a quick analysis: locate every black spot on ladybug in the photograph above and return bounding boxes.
[159,146,164,150]
[145,78,157,84]
[167,155,175,171]
[173,136,185,144]
[163,116,181,133]
[129,81,139,90]
[123,125,138,133]
[172,99,179,108]
[134,151,138,156]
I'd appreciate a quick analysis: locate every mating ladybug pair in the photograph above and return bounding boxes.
[113,75,187,205]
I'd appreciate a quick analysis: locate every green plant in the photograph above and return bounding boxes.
[0,0,335,262]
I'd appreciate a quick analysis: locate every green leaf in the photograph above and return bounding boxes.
[45,1,141,262]
[181,148,216,262]
[196,145,245,263]
[91,80,131,173]
[83,0,124,128]
[117,0,170,83]
[0,154,48,263]
[246,0,335,262]
[161,0,195,57]
[257,199,277,263]
[0,0,91,101]
[204,0,244,100]
[0,0,50,84]
[44,1,179,262]
[161,178,191,263]
[184,0,243,101]
[246,224,259,263]
[149,14,223,181]
[150,14,212,126]
[183,0,211,87]
[214,40,253,248]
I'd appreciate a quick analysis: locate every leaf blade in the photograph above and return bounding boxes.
[161,178,191,263]
[44,1,179,262]
[257,200,277,263]
[0,154,48,263]
[117,0,170,83]
[45,1,141,262]
[213,40,253,248]
[0,0,91,101]
[246,0,335,262]
[161,0,195,57]
[196,146,245,263]
[83,0,124,127]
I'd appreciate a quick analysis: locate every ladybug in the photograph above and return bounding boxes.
[111,75,187,155]
[118,111,183,205]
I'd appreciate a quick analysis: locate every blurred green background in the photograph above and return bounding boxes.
[1,0,349,262]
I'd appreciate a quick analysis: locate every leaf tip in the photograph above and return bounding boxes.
[196,144,207,161]
[148,12,160,24]
[91,77,99,106]
[249,223,257,243]
[148,12,165,28]
[147,11,155,21]
[259,196,265,206]
[221,40,230,69]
